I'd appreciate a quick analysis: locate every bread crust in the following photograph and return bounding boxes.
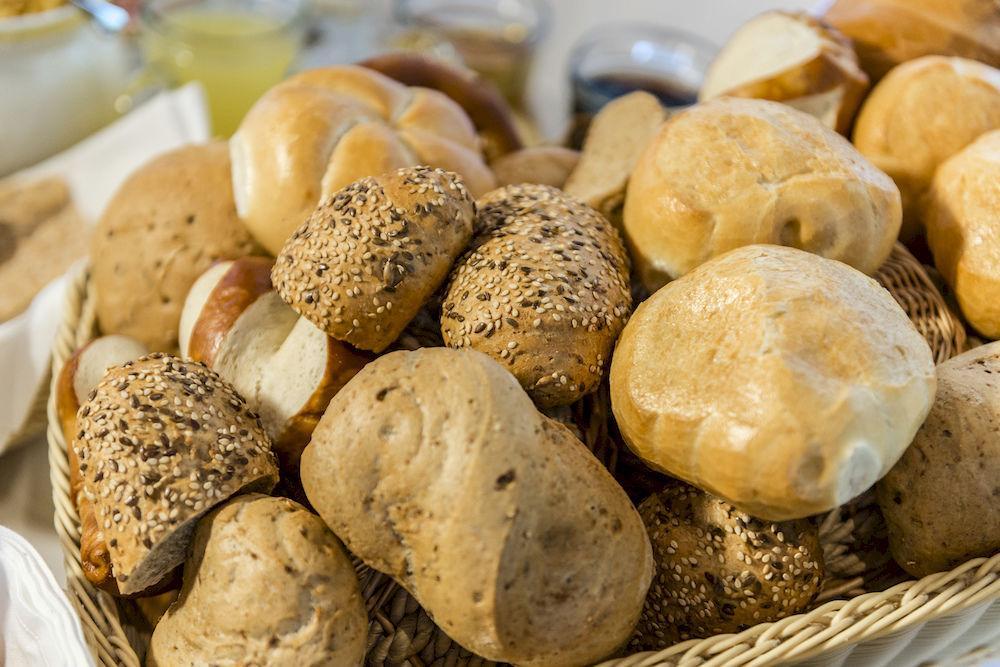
[490,146,580,189]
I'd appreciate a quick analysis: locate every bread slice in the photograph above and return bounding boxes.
[700,12,868,134]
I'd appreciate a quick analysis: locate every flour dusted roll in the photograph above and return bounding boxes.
[610,245,936,520]
[623,98,900,291]
[301,347,652,666]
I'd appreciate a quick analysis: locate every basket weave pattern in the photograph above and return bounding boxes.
[48,245,999,666]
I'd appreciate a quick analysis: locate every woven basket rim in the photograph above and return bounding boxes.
[48,264,1000,667]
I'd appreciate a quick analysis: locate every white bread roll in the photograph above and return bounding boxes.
[700,11,868,135]
[301,347,652,666]
[623,98,900,290]
[610,245,936,521]
[148,494,367,666]
[231,65,496,255]
[852,56,1000,240]
[926,131,1000,339]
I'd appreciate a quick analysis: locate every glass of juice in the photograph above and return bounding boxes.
[393,0,551,109]
[141,0,307,137]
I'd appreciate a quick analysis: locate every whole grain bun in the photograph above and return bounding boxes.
[623,98,900,291]
[878,342,1000,577]
[301,347,652,666]
[147,494,367,667]
[700,11,868,135]
[91,142,261,351]
[273,167,474,352]
[634,483,823,647]
[926,131,1000,339]
[490,146,580,188]
[610,245,937,521]
[441,184,631,407]
[74,354,279,595]
[824,0,1000,82]
[852,56,1000,240]
[231,65,495,255]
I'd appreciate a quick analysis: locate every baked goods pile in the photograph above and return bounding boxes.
[56,6,1000,662]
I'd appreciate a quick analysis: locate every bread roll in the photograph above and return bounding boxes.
[180,257,370,486]
[301,347,652,666]
[147,494,367,667]
[490,146,580,188]
[441,184,631,407]
[852,56,1000,240]
[231,65,495,255]
[925,131,1000,339]
[700,11,868,135]
[824,0,1000,82]
[623,98,900,290]
[610,245,936,520]
[74,354,279,595]
[635,483,823,646]
[273,167,474,352]
[91,143,261,351]
[878,343,1000,577]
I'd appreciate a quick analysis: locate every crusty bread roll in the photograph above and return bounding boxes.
[273,167,475,353]
[147,494,367,667]
[179,257,369,487]
[610,245,936,521]
[824,0,1000,82]
[635,483,823,646]
[623,98,901,291]
[926,131,1000,339]
[700,11,868,135]
[74,354,279,595]
[231,65,495,255]
[490,146,580,188]
[441,184,631,407]
[852,56,1000,240]
[877,343,1000,577]
[91,143,261,351]
[301,347,652,666]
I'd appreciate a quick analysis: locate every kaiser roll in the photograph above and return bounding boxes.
[231,65,496,255]
[442,184,631,407]
[610,245,937,521]
[852,56,1000,240]
[623,98,900,291]
[91,142,261,351]
[273,166,475,352]
[925,130,1000,339]
[147,494,367,667]
[301,347,652,666]
[74,354,279,595]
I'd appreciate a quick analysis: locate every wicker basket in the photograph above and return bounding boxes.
[48,245,1000,667]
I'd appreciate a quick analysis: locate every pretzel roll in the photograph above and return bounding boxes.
[231,65,496,255]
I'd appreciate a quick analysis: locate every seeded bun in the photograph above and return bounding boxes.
[74,354,279,595]
[490,146,580,188]
[91,142,261,351]
[634,483,824,647]
[877,343,1000,577]
[610,245,937,520]
[301,348,653,666]
[147,494,367,667]
[273,167,475,352]
[441,184,631,407]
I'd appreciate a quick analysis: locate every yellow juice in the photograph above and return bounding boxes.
[143,9,300,136]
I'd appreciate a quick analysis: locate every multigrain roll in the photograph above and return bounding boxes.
[610,245,937,521]
[301,348,653,666]
[273,167,475,352]
[441,184,631,407]
[74,354,279,595]
[852,56,1000,240]
[147,495,367,667]
[623,98,901,290]
[925,131,1000,339]
[634,483,823,646]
